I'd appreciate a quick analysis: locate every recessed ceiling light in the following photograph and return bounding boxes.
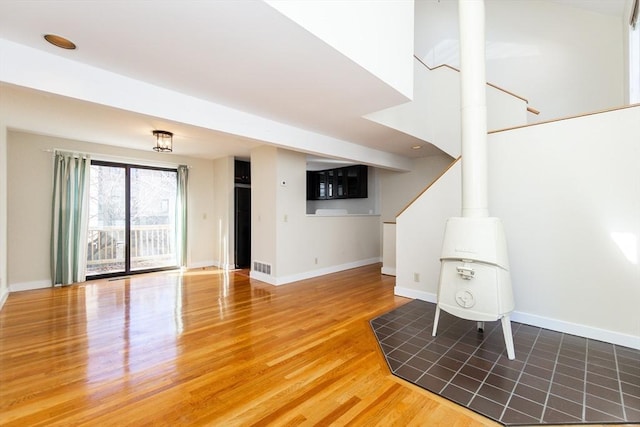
[411,145,422,150]
[44,34,76,50]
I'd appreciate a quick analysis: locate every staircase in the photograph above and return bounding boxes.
[365,56,535,158]
[389,103,640,349]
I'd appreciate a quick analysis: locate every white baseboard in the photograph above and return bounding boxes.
[0,288,8,310]
[381,266,396,276]
[188,260,216,269]
[394,289,640,350]
[9,280,51,292]
[394,286,437,303]
[250,270,275,285]
[250,258,381,286]
[510,311,640,350]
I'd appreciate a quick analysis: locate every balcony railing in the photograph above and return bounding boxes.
[87,224,175,275]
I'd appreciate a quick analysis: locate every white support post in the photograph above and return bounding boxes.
[459,0,489,219]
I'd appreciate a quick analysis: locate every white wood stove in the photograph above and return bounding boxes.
[432,0,516,359]
[432,217,515,359]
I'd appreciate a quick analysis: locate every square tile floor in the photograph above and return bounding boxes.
[370,300,640,426]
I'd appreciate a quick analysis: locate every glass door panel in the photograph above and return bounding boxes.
[130,168,177,271]
[87,164,126,276]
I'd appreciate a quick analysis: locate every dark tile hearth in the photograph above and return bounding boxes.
[370,300,640,426]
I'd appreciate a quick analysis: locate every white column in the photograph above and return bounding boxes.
[459,0,489,218]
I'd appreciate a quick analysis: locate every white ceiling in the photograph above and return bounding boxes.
[0,0,431,164]
[0,0,629,164]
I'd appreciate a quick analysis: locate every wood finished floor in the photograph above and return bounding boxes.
[0,265,626,426]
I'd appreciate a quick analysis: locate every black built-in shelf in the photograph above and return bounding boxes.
[307,165,367,200]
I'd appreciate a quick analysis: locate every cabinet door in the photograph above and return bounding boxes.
[326,170,334,198]
[346,165,367,198]
[306,171,316,200]
[307,171,328,200]
[335,168,346,198]
[234,160,250,184]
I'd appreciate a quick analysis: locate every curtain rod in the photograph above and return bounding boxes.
[41,148,192,169]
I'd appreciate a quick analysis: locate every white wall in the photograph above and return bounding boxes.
[488,106,640,346]
[275,149,308,278]
[6,131,216,290]
[379,154,455,223]
[0,122,7,308]
[266,0,415,100]
[250,146,278,276]
[415,0,625,122]
[395,159,461,300]
[382,222,397,276]
[212,156,235,269]
[394,106,640,349]
[251,147,381,285]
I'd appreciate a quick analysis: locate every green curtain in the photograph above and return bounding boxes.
[176,165,188,268]
[51,151,91,285]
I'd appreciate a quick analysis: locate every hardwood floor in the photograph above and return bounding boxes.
[0,265,506,426]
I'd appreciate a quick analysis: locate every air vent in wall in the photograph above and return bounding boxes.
[253,261,272,275]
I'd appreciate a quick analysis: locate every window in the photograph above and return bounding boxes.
[86,161,178,278]
[630,22,640,104]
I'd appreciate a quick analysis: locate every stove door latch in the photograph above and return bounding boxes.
[456,265,475,280]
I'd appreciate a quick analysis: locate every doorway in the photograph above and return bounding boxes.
[86,161,178,278]
[234,159,251,268]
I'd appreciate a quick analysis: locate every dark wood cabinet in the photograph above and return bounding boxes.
[307,165,367,200]
[234,160,250,184]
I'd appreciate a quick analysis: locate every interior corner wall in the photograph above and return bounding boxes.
[623,0,636,104]
[488,106,640,343]
[251,146,381,286]
[415,0,625,122]
[394,161,461,300]
[0,123,8,308]
[379,153,455,223]
[212,156,235,269]
[273,149,308,278]
[250,145,278,276]
[6,131,216,290]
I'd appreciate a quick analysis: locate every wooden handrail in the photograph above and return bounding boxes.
[489,103,640,134]
[526,106,540,115]
[414,55,540,115]
[391,103,640,223]
[395,156,461,218]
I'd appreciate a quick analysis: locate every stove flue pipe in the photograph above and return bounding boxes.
[459,0,489,219]
[431,0,516,360]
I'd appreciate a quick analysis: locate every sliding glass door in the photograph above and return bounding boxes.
[86,161,178,278]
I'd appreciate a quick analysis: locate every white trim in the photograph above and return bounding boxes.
[9,280,51,292]
[250,258,381,286]
[394,286,437,303]
[0,288,8,309]
[381,266,396,276]
[250,270,276,285]
[510,311,640,351]
[189,259,217,269]
[394,289,640,350]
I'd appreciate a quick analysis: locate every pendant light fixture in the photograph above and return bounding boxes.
[152,130,173,153]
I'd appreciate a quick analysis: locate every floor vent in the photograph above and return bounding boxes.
[253,261,272,275]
